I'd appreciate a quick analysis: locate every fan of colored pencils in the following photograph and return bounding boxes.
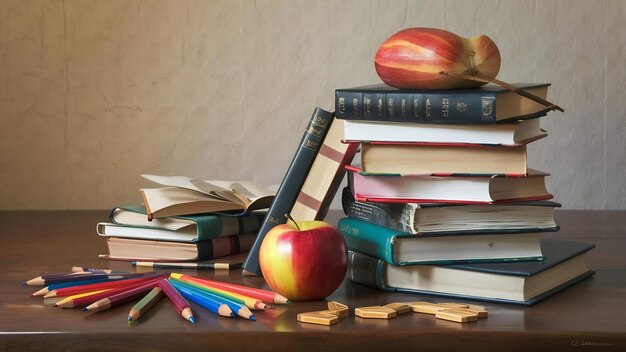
[24,267,290,324]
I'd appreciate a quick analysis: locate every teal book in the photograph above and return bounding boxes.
[99,205,264,242]
[347,239,595,305]
[338,217,545,265]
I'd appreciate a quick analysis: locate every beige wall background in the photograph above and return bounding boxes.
[1,0,625,211]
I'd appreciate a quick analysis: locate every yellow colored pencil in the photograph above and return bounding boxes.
[52,289,112,308]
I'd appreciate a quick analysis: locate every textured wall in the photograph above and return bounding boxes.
[1,0,625,210]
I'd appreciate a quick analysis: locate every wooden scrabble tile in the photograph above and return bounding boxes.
[464,305,488,318]
[355,306,397,319]
[383,303,411,315]
[435,308,479,323]
[408,302,446,315]
[297,311,339,326]
[436,302,469,309]
[327,301,349,318]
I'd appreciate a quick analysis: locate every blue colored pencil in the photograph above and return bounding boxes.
[31,278,114,297]
[169,280,233,318]
[170,278,255,321]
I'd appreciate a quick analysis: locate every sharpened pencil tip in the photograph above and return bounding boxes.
[82,308,88,311]
[128,316,132,321]
[189,316,196,324]
[249,315,256,321]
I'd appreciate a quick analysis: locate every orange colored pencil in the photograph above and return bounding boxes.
[170,273,289,304]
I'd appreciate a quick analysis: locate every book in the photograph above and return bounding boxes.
[341,187,560,235]
[290,118,359,221]
[243,107,334,275]
[359,143,530,175]
[335,83,551,124]
[338,217,544,265]
[99,205,264,242]
[347,239,595,305]
[99,233,257,262]
[347,166,553,204]
[343,118,546,146]
[139,175,275,220]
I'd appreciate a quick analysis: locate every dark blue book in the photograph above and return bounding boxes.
[348,239,595,305]
[243,107,334,275]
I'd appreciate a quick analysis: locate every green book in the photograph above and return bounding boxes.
[338,217,545,265]
[98,205,265,242]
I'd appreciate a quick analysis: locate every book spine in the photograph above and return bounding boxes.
[242,107,334,275]
[338,217,401,265]
[346,251,390,291]
[290,118,359,221]
[196,213,264,241]
[336,89,497,124]
[196,233,257,261]
[341,187,417,234]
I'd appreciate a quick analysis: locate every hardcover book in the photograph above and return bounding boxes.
[243,107,334,275]
[343,118,546,146]
[139,175,275,220]
[335,83,551,124]
[338,217,545,265]
[100,232,257,262]
[359,143,531,175]
[347,166,553,204]
[347,239,595,305]
[341,187,560,235]
[290,118,359,221]
[98,205,265,242]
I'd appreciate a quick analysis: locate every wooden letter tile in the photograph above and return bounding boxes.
[383,303,411,315]
[297,311,339,326]
[435,308,479,323]
[355,306,397,319]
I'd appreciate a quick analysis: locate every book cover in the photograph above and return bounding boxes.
[341,187,560,235]
[290,118,359,221]
[105,205,264,242]
[335,83,551,124]
[338,217,544,265]
[347,239,595,305]
[243,107,334,275]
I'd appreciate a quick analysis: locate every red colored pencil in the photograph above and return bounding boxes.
[170,273,289,304]
[45,273,168,298]
[55,276,165,309]
[158,279,195,324]
[84,280,164,313]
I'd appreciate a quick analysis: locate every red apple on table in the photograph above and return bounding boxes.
[374,27,501,89]
[259,215,348,301]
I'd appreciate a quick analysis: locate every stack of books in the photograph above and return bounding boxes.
[97,175,275,265]
[334,83,595,305]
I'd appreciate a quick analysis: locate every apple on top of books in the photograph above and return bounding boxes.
[374,27,501,90]
[259,214,348,301]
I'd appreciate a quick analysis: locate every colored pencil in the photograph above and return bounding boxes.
[132,261,242,270]
[26,271,167,287]
[128,286,164,322]
[170,273,289,304]
[71,266,127,274]
[170,278,255,321]
[168,280,233,318]
[84,279,163,313]
[44,274,169,298]
[174,276,268,310]
[25,272,96,286]
[48,289,112,306]
[31,278,114,297]
[158,280,195,324]
[57,276,166,309]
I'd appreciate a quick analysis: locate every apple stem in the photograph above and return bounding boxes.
[284,213,301,231]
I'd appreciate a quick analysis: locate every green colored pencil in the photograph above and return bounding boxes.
[128,286,164,322]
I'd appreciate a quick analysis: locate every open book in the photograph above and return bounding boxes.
[140,174,275,220]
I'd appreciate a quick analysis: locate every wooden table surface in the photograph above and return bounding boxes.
[1,210,625,351]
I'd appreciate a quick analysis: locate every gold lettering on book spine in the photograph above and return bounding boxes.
[377,98,384,115]
[267,215,281,225]
[401,98,407,118]
[442,98,450,117]
[364,97,371,115]
[481,97,495,118]
[456,101,468,112]
[338,97,346,114]
[412,97,419,118]
[425,98,432,118]
[387,98,393,117]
